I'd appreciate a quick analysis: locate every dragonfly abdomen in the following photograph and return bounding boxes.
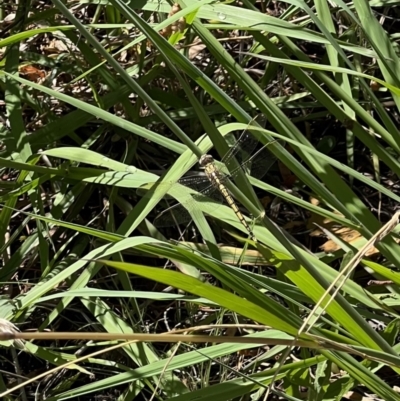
[202,158,256,242]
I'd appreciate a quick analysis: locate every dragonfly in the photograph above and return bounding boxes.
[152,120,277,240]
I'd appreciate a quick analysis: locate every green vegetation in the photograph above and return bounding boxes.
[2,0,400,399]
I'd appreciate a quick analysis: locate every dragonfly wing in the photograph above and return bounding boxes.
[177,175,211,192]
[142,173,226,228]
[221,129,258,166]
[138,180,194,227]
[248,150,277,179]
[248,140,282,179]
[224,138,282,181]
[221,115,266,165]
[178,174,226,203]
[153,203,193,227]
[154,197,226,228]
[153,183,225,227]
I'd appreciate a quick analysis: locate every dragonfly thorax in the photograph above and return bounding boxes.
[199,154,214,167]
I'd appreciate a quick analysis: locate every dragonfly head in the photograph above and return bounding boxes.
[199,154,214,167]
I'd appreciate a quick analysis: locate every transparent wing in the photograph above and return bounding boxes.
[152,151,277,228]
[153,202,192,227]
[152,117,278,228]
[246,141,280,180]
[220,115,267,167]
[220,126,259,168]
[153,180,224,228]
[218,138,279,183]
[144,174,224,228]
[177,175,213,193]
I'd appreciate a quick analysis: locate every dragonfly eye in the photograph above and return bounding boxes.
[199,154,214,166]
